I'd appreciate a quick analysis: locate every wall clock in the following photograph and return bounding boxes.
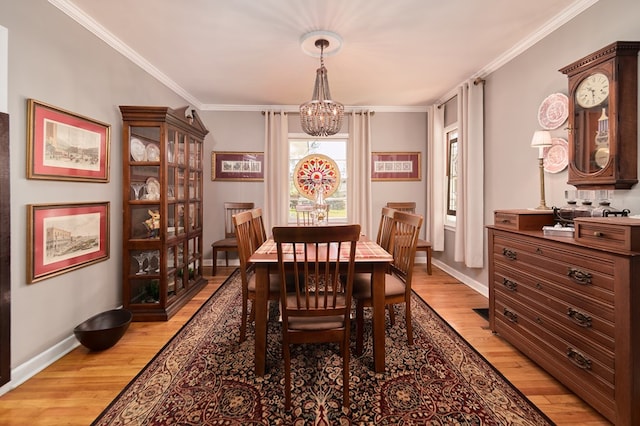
[559,41,640,189]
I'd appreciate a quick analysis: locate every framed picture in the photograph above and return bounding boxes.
[27,99,111,182]
[211,151,264,181]
[371,152,422,181]
[27,202,110,283]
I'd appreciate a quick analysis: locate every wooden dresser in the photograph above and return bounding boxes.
[488,210,640,425]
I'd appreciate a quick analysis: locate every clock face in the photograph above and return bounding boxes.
[576,72,609,108]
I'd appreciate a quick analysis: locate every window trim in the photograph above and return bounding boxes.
[444,124,458,228]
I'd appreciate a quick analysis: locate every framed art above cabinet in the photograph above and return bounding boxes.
[559,41,640,189]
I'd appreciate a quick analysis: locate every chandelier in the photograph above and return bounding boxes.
[300,37,344,137]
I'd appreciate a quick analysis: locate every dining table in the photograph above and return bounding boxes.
[249,234,393,376]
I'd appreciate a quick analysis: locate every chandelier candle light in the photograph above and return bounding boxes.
[300,32,344,137]
[531,130,553,210]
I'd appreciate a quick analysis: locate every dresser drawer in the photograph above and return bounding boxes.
[494,297,615,396]
[493,234,615,303]
[493,264,615,349]
[493,305,615,421]
[574,217,640,251]
[496,293,614,376]
[494,209,555,231]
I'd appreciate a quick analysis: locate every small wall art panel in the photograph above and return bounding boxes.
[211,151,264,181]
[371,152,421,181]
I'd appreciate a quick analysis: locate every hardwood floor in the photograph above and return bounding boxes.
[0,265,610,425]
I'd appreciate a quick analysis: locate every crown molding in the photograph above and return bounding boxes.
[50,0,598,113]
[475,0,599,76]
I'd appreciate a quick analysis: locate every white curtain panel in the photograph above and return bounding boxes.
[427,105,445,252]
[347,111,373,237]
[263,111,289,235]
[454,80,484,268]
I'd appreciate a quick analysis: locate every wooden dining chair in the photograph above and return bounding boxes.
[211,202,254,275]
[376,207,396,252]
[295,204,314,225]
[353,210,423,355]
[273,224,360,410]
[386,202,432,274]
[233,210,280,343]
[250,207,267,247]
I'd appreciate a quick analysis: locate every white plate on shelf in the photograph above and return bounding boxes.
[146,143,160,162]
[144,177,160,200]
[130,138,146,162]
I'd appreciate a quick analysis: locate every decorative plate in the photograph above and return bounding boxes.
[538,93,569,130]
[144,177,160,200]
[543,137,569,173]
[293,154,341,200]
[146,143,160,162]
[130,138,146,162]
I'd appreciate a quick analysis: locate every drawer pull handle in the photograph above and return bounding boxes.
[593,231,604,237]
[566,347,592,370]
[503,308,518,323]
[502,248,517,261]
[567,268,592,285]
[501,219,510,224]
[567,307,592,327]
[535,248,543,254]
[535,317,543,324]
[535,282,542,290]
[502,278,517,291]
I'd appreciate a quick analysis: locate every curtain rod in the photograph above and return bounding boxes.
[437,77,486,109]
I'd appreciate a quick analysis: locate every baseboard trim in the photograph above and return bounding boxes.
[432,259,488,298]
[0,334,79,396]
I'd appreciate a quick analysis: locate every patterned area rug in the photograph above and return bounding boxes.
[93,270,554,425]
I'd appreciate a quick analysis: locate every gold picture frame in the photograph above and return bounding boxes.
[27,99,111,182]
[27,202,110,283]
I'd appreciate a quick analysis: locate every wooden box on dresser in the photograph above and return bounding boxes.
[488,211,640,425]
[120,106,209,321]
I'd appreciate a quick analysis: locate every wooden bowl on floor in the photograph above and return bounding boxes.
[74,309,132,351]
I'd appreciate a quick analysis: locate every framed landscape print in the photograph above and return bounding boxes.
[371,152,422,181]
[211,151,264,181]
[27,99,111,182]
[27,202,110,283]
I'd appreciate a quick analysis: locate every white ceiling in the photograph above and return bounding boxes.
[54,0,597,111]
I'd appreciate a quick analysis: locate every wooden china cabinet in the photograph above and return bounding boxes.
[120,106,208,321]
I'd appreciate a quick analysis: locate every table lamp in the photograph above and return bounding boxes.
[531,130,553,210]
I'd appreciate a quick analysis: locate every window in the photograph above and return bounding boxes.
[288,138,347,223]
[446,129,458,217]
